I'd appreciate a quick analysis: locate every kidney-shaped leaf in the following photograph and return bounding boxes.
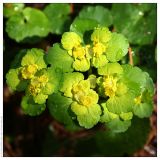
[6,7,51,42]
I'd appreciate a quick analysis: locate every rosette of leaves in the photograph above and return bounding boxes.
[122,65,155,118]
[6,48,62,116]
[97,63,154,133]
[6,48,47,91]
[48,72,101,129]
[48,27,129,72]
[21,67,62,116]
[61,32,91,72]
[6,7,51,42]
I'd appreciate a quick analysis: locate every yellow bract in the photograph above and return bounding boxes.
[21,64,38,79]
[79,95,92,107]
[73,46,86,60]
[103,75,117,97]
[37,75,48,85]
[61,32,82,51]
[29,75,48,96]
[92,42,106,57]
[134,95,142,105]
[72,80,98,107]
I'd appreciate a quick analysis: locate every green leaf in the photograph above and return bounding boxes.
[44,4,71,34]
[46,43,74,73]
[144,72,155,96]
[106,93,134,114]
[21,95,46,116]
[112,4,157,45]
[120,112,133,121]
[48,93,76,127]
[79,6,113,27]
[73,58,90,72]
[98,62,123,75]
[91,27,112,43]
[121,79,141,97]
[33,93,48,105]
[133,103,153,118]
[100,103,118,123]
[122,65,147,90]
[76,104,101,129]
[107,118,131,133]
[105,33,129,62]
[6,7,50,42]
[21,48,47,69]
[45,67,63,93]
[6,68,21,91]
[6,68,28,91]
[88,74,97,89]
[61,32,82,51]
[3,3,25,18]
[95,117,150,156]
[70,18,98,39]
[92,55,108,68]
[136,3,156,12]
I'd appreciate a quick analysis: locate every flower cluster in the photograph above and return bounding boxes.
[6,49,61,115]
[6,27,154,132]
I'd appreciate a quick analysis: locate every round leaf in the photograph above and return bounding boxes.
[112,4,157,45]
[107,118,131,133]
[46,43,74,73]
[44,4,71,34]
[95,117,150,156]
[21,95,46,116]
[107,93,134,114]
[79,6,113,27]
[47,93,75,127]
[105,33,129,62]
[6,7,50,42]
[3,3,24,18]
[133,103,153,118]
[70,18,98,39]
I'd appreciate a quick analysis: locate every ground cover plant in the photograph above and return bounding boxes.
[3,3,157,157]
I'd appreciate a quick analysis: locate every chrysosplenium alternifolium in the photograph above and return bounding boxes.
[6,27,154,132]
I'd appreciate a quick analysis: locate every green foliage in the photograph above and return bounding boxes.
[44,4,71,34]
[21,95,46,116]
[48,93,74,126]
[70,18,98,40]
[79,6,113,27]
[6,7,51,42]
[3,3,25,18]
[112,3,157,45]
[4,4,156,155]
[6,68,27,91]
[105,33,129,62]
[46,43,74,73]
[95,117,150,156]
[6,48,63,115]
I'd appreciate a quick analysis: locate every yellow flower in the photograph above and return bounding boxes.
[134,95,142,105]
[92,42,106,57]
[72,45,86,60]
[103,75,117,97]
[21,64,38,79]
[72,80,98,107]
[29,74,48,96]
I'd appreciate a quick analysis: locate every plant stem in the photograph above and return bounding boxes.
[128,47,133,66]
